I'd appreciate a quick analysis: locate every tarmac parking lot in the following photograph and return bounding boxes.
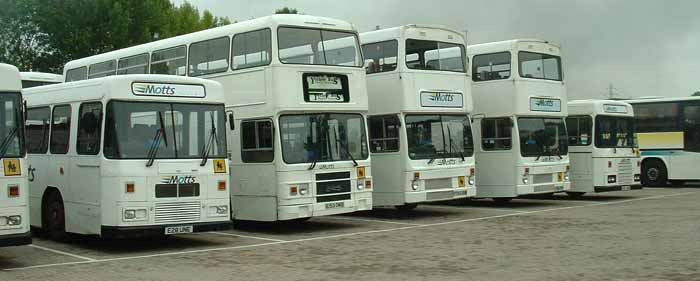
[2,187,699,281]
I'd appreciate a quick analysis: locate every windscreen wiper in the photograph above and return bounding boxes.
[146,111,168,167]
[200,112,219,166]
[446,125,465,162]
[334,129,358,167]
[0,127,19,159]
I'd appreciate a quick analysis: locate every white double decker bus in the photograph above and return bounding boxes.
[62,15,372,222]
[20,72,63,89]
[566,100,641,196]
[0,64,31,247]
[625,97,700,186]
[24,75,231,239]
[468,39,570,201]
[360,25,476,210]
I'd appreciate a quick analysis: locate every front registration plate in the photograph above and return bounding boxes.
[165,225,193,235]
[621,185,631,191]
[325,202,345,209]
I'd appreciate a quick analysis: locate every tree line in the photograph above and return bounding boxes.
[0,0,232,73]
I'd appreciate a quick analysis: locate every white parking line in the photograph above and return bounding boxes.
[28,244,97,262]
[208,232,287,242]
[323,216,424,226]
[6,190,696,271]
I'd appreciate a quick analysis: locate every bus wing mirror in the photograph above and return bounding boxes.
[227,111,235,130]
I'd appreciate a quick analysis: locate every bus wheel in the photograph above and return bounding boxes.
[566,192,585,198]
[395,203,418,212]
[643,160,668,187]
[492,197,513,203]
[44,193,67,241]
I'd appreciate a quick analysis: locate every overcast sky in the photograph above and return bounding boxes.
[174,0,700,100]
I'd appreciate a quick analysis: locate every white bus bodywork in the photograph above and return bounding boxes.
[567,100,641,195]
[468,39,571,200]
[0,64,31,247]
[20,72,63,89]
[361,25,476,209]
[24,75,231,238]
[62,15,372,221]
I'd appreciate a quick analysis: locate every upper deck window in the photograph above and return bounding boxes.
[65,67,87,82]
[472,52,511,81]
[232,29,272,70]
[88,60,116,79]
[278,27,362,67]
[118,53,150,75]
[361,40,398,74]
[188,37,230,76]
[518,51,562,81]
[405,39,465,72]
[151,46,187,76]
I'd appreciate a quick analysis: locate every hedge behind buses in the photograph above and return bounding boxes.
[0,64,31,247]
[62,15,372,222]
[24,75,231,239]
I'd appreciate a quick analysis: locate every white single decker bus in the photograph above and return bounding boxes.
[360,25,476,210]
[468,39,571,201]
[62,15,372,222]
[24,75,231,239]
[625,97,700,186]
[0,64,31,247]
[20,72,63,89]
[566,100,641,196]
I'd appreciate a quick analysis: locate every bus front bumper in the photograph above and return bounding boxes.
[594,184,642,193]
[101,221,232,239]
[0,231,32,247]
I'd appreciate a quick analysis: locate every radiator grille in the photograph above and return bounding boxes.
[426,191,454,201]
[425,178,452,190]
[315,172,352,203]
[533,174,553,184]
[617,159,635,185]
[154,201,201,224]
[534,184,556,193]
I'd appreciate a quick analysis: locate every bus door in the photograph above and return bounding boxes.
[677,102,700,179]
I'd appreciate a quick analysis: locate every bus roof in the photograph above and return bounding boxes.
[623,96,700,104]
[0,64,22,92]
[63,14,357,76]
[568,99,634,117]
[360,24,466,45]
[467,39,561,56]
[20,72,63,83]
[23,74,224,106]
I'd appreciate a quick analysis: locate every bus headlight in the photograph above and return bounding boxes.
[468,175,475,186]
[634,174,641,182]
[215,205,228,215]
[123,208,148,220]
[7,215,21,226]
[522,177,529,185]
[299,184,309,195]
[357,182,364,190]
[607,175,617,184]
[564,173,570,182]
[411,180,420,191]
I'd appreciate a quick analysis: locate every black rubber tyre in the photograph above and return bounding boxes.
[642,160,668,187]
[566,192,586,198]
[43,193,68,241]
[669,180,685,187]
[492,197,513,203]
[395,203,418,212]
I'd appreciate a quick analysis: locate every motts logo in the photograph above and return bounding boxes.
[134,84,177,96]
[161,176,197,184]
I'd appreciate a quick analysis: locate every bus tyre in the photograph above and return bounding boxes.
[395,203,418,212]
[44,193,67,241]
[566,192,586,198]
[492,197,513,203]
[643,160,668,187]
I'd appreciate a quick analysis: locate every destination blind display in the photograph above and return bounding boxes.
[530,97,562,112]
[302,73,350,103]
[603,104,628,114]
